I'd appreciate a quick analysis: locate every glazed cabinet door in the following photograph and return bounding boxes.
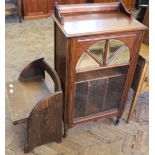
[23,0,48,19]
[67,33,139,125]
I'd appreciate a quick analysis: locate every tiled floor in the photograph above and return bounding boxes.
[5,18,149,155]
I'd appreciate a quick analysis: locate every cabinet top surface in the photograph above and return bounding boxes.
[53,12,147,37]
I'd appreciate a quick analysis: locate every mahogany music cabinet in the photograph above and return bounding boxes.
[53,2,147,136]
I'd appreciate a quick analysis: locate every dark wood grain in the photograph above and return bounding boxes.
[22,0,87,20]
[19,58,61,91]
[73,109,118,125]
[54,2,146,37]
[42,60,62,91]
[143,7,149,45]
[131,55,145,91]
[23,0,48,20]
[54,23,70,132]
[6,76,51,125]
[18,58,45,81]
[56,2,119,15]
[75,33,138,66]
[24,92,63,153]
[53,2,147,135]
[76,65,128,83]
[7,58,63,153]
[53,3,147,38]
[19,0,136,20]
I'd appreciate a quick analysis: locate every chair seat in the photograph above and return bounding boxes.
[6,76,51,125]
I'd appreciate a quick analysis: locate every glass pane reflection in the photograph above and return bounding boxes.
[76,53,100,71]
[107,40,124,59]
[108,48,130,65]
[88,41,105,64]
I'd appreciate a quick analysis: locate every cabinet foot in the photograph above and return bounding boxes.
[115,117,121,125]
[63,129,68,138]
[24,144,33,154]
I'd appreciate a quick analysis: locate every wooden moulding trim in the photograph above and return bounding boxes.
[86,49,103,66]
[119,1,133,18]
[75,73,127,84]
[76,63,129,73]
[23,14,49,20]
[67,29,147,38]
[76,66,128,83]
[57,2,119,14]
[104,40,109,65]
[73,109,118,125]
[54,2,133,25]
[77,33,137,43]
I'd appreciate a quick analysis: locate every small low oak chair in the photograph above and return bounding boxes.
[6,58,63,153]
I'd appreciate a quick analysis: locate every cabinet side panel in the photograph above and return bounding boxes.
[54,22,69,128]
[54,24,67,90]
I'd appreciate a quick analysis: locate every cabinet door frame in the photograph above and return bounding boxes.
[66,31,142,128]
